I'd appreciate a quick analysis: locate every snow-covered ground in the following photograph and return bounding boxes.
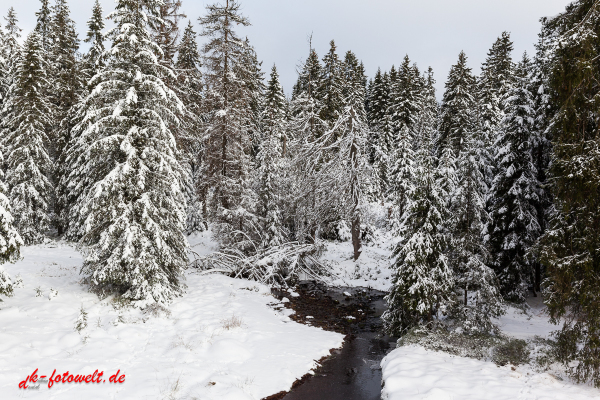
[0,235,344,400]
[381,297,600,400]
[323,234,395,291]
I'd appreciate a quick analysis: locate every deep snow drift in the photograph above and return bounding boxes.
[0,235,344,399]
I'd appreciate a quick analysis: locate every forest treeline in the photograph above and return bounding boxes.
[0,0,599,386]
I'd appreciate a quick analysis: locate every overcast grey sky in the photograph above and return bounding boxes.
[6,0,571,97]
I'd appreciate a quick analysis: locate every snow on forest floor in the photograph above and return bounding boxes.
[381,297,600,400]
[323,234,395,291]
[0,234,344,400]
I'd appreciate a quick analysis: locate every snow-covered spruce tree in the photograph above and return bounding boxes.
[175,21,205,234]
[2,31,53,245]
[539,0,600,386]
[82,0,106,81]
[388,125,415,228]
[488,53,540,303]
[239,37,265,162]
[0,151,23,298]
[319,40,345,133]
[342,50,367,119]
[476,33,515,190]
[0,8,21,135]
[257,65,287,249]
[449,111,503,334]
[366,68,389,161]
[383,116,453,336]
[412,67,438,162]
[56,0,104,240]
[70,0,188,305]
[199,0,258,253]
[287,50,329,243]
[367,70,394,199]
[529,21,557,293]
[389,55,421,139]
[50,0,85,233]
[479,32,515,119]
[34,0,52,52]
[438,51,477,157]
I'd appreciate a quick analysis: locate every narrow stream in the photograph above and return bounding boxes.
[273,284,396,400]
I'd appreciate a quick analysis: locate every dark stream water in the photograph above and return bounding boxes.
[279,285,396,400]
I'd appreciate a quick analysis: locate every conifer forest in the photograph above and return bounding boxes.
[1,0,600,399]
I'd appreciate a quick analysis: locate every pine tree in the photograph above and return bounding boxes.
[412,68,438,158]
[239,37,265,161]
[383,116,453,336]
[83,0,106,80]
[342,50,366,119]
[539,0,600,386]
[34,0,52,52]
[388,125,415,226]
[488,54,540,303]
[0,8,21,138]
[478,32,515,188]
[389,55,421,139]
[319,40,344,132]
[0,150,23,297]
[449,111,504,334]
[257,65,287,248]
[199,0,258,253]
[2,31,53,245]
[288,48,328,242]
[68,0,188,305]
[366,68,388,159]
[438,51,477,157]
[175,21,205,234]
[529,20,556,293]
[367,69,393,198]
[291,48,326,142]
[50,0,84,234]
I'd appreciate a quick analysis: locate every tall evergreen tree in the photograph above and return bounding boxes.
[478,32,515,187]
[488,54,540,303]
[449,111,504,334]
[0,8,21,138]
[342,50,366,119]
[366,68,389,159]
[34,0,52,52]
[368,70,393,198]
[529,20,556,293]
[388,125,415,226]
[0,149,22,297]
[2,32,53,245]
[83,0,106,80]
[50,0,84,234]
[389,55,421,139]
[539,0,600,386]
[412,67,438,155]
[319,40,344,132]
[383,115,453,336]
[199,0,258,253]
[175,21,205,233]
[438,51,477,157]
[67,0,188,305]
[239,37,265,161]
[291,48,326,143]
[257,65,287,248]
